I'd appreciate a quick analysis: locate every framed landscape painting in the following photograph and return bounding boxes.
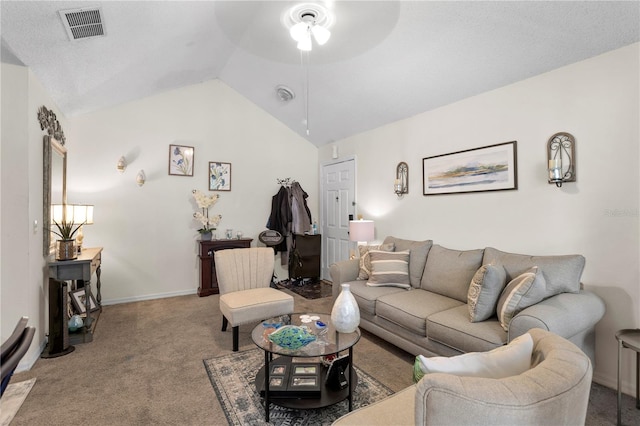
[423,141,517,196]
[209,162,231,191]
[168,144,194,176]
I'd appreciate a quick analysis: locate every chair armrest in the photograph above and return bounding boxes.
[509,290,605,341]
[329,259,360,300]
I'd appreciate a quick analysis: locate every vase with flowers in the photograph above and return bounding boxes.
[51,216,86,260]
[192,190,222,240]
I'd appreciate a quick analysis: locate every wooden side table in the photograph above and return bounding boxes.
[198,239,252,296]
[48,247,103,345]
[616,328,640,425]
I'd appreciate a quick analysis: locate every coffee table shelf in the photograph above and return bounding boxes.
[251,313,361,422]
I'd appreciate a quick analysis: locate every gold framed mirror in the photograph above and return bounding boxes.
[43,135,67,256]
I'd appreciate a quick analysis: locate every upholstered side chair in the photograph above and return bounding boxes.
[215,247,294,351]
[332,328,593,425]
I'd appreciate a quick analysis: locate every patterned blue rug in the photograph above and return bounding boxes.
[204,349,393,425]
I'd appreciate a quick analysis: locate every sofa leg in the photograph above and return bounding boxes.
[222,316,228,332]
[232,326,239,352]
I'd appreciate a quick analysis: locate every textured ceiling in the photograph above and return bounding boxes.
[1,1,639,147]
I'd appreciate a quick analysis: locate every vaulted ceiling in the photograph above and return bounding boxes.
[2,1,639,147]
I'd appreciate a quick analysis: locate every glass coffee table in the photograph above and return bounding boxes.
[251,312,361,422]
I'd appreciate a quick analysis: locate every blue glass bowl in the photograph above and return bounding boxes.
[267,325,316,350]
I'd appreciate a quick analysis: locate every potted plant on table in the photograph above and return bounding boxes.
[52,218,85,260]
[192,190,222,241]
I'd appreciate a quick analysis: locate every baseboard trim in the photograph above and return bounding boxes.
[101,288,197,306]
[592,371,633,397]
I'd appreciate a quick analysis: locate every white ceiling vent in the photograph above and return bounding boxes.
[59,7,105,41]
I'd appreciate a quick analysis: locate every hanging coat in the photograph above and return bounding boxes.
[290,182,312,234]
[268,185,291,256]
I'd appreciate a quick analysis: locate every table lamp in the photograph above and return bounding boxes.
[52,204,94,253]
[349,219,374,257]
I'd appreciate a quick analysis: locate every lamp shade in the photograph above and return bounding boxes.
[52,204,94,225]
[349,220,374,242]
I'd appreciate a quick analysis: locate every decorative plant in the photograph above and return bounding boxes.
[52,219,85,241]
[192,190,222,234]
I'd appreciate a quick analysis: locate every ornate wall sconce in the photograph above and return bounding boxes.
[394,162,408,198]
[547,132,576,187]
[136,170,146,187]
[116,156,127,173]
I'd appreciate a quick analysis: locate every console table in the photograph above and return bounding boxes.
[198,239,252,296]
[48,247,102,344]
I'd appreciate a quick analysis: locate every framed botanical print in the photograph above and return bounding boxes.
[209,162,231,191]
[169,144,194,176]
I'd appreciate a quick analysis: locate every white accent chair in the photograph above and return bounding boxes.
[215,247,294,351]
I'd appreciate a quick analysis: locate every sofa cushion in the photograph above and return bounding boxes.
[367,250,411,288]
[496,267,547,331]
[376,290,463,336]
[467,264,507,322]
[383,237,433,288]
[483,247,585,297]
[357,243,395,280]
[421,245,484,302]
[347,280,406,316]
[427,305,506,353]
[416,332,533,379]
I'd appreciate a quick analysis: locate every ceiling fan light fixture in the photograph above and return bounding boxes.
[297,35,312,51]
[311,24,330,45]
[284,3,334,51]
[290,22,309,42]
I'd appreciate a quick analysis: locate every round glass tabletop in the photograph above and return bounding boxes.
[251,312,360,357]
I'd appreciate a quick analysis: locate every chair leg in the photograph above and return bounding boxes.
[232,326,239,352]
[221,316,228,332]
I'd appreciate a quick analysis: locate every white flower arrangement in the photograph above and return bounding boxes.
[192,190,222,233]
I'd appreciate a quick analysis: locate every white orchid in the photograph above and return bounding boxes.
[192,190,222,233]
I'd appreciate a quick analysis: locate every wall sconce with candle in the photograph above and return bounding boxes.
[394,162,408,198]
[547,132,576,187]
[116,156,127,173]
[136,170,146,186]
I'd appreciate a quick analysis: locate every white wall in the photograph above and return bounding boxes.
[68,79,318,304]
[1,63,69,369]
[320,43,640,393]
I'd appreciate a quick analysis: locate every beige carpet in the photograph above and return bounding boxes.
[6,290,640,425]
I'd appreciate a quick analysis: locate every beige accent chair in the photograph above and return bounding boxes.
[215,247,294,351]
[332,328,592,425]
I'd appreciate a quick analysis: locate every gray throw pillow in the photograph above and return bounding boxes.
[496,266,547,331]
[366,250,411,288]
[468,264,507,322]
[357,243,395,280]
[382,237,433,288]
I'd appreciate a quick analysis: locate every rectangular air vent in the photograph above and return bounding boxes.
[59,7,105,41]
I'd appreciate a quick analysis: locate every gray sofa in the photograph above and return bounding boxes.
[330,236,605,364]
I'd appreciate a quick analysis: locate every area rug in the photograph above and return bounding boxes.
[0,378,36,426]
[274,279,333,300]
[204,349,393,425]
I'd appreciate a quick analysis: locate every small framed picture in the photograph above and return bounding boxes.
[70,288,99,314]
[169,144,194,176]
[209,162,231,191]
[271,365,286,375]
[293,365,318,375]
[291,376,317,387]
[269,377,285,388]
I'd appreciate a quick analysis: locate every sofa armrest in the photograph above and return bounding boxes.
[329,259,360,300]
[509,290,605,341]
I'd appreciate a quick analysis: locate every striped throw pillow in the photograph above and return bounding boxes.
[366,250,411,288]
[496,266,547,331]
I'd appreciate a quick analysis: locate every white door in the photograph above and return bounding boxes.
[320,158,356,280]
